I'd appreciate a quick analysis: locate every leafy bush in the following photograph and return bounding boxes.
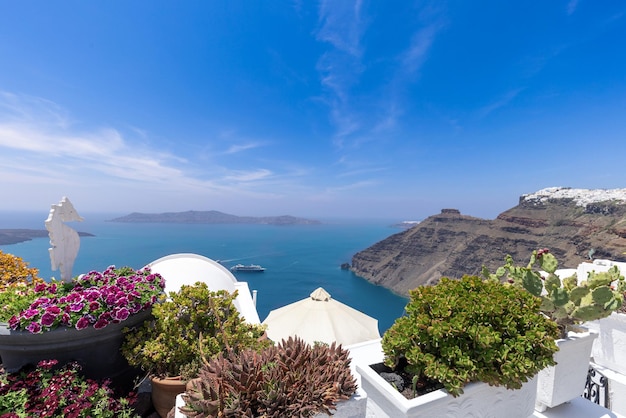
[121,282,271,380]
[180,337,357,417]
[0,250,42,291]
[382,275,560,397]
[0,359,138,418]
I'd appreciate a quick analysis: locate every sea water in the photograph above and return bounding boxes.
[0,211,408,333]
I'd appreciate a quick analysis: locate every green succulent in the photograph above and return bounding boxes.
[483,249,625,338]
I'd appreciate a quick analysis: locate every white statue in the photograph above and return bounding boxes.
[45,197,84,282]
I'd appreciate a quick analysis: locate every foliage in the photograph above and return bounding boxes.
[0,250,43,291]
[483,249,625,338]
[179,336,357,418]
[0,359,138,418]
[1,266,165,333]
[121,282,271,380]
[382,275,559,397]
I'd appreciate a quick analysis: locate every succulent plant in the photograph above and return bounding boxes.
[382,275,559,397]
[179,336,357,417]
[483,249,625,338]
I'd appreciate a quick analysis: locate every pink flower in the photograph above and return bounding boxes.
[41,312,57,327]
[22,308,40,319]
[93,318,109,330]
[27,322,42,334]
[69,303,84,313]
[8,315,19,329]
[37,359,59,369]
[88,301,101,311]
[113,307,129,322]
[75,317,90,330]
[116,296,129,307]
[46,306,61,315]
[34,282,47,292]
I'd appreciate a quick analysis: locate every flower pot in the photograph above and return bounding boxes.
[151,375,187,418]
[0,308,152,385]
[357,362,538,418]
[586,312,626,375]
[535,329,598,412]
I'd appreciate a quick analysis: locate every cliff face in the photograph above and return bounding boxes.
[351,188,626,296]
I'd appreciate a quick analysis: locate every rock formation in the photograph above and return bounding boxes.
[351,187,626,296]
[108,210,320,225]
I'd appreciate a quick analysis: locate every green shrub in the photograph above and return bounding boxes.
[382,275,559,397]
[121,282,271,379]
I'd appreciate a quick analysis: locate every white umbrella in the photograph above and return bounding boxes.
[262,287,380,346]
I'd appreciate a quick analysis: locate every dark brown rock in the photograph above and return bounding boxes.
[351,191,626,296]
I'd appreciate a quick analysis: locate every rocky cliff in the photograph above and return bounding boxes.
[351,187,626,296]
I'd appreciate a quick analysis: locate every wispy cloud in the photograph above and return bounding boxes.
[567,0,579,15]
[315,0,366,143]
[476,88,525,119]
[223,169,272,182]
[401,24,440,76]
[0,92,337,213]
[223,142,264,154]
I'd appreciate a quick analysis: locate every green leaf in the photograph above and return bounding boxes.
[550,288,569,307]
[591,286,614,305]
[522,270,543,297]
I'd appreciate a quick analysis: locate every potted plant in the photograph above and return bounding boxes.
[356,275,559,418]
[484,249,625,411]
[579,262,626,376]
[178,336,358,417]
[0,359,139,418]
[0,252,164,386]
[121,281,271,418]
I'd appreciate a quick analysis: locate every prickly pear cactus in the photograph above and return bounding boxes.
[483,249,625,338]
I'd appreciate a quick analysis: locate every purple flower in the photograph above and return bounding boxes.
[93,318,109,330]
[34,282,47,292]
[41,312,57,327]
[113,307,129,322]
[46,306,61,315]
[88,301,101,311]
[37,359,59,369]
[8,315,19,329]
[83,289,99,301]
[69,303,84,313]
[115,295,129,307]
[22,308,40,319]
[26,322,42,334]
[75,317,90,330]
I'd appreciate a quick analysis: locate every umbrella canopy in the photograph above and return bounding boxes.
[262,287,380,346]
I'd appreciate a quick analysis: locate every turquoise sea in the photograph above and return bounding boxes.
[0,212,408,333]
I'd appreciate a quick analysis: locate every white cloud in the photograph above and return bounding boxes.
[401,24,440,76]
[223,142,264,154]
[223,169,272,182]
[476,88,525,119]
[567,0,579,15]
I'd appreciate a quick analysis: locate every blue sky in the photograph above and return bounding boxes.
[1,1,625,220]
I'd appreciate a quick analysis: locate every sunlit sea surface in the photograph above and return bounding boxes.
[0,211,408,333]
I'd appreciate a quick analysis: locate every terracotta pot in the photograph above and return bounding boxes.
[151,375,187,418]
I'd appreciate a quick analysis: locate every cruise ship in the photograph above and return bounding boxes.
[230,263,266,272]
